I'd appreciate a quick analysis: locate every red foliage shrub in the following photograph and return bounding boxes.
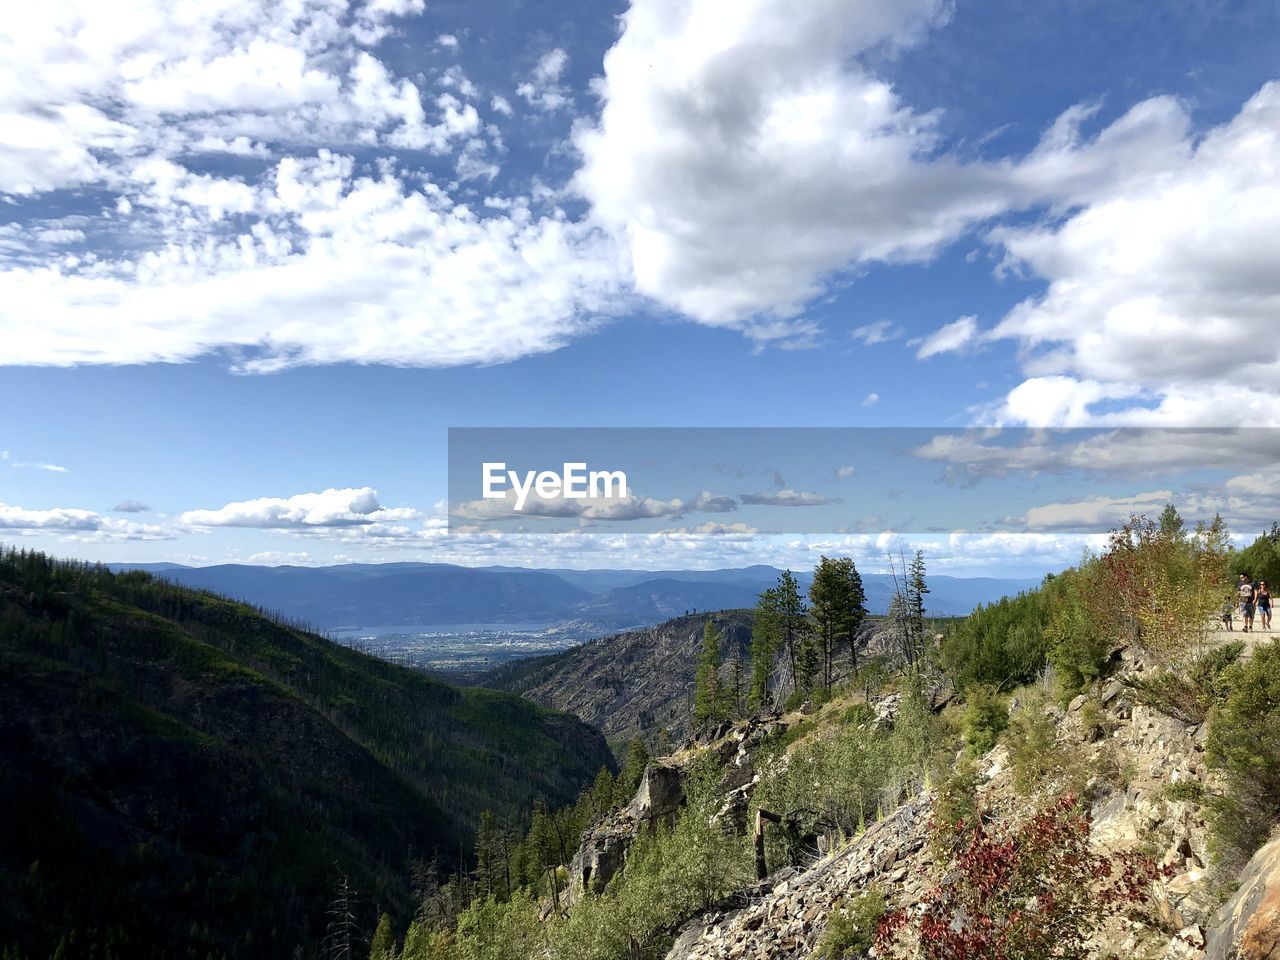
[875,794,1166,960]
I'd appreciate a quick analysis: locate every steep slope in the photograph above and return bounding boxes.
[482,610,754,743]
[0,550,612,960]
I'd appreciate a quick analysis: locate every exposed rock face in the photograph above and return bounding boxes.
[667,795,933,960]
[568,716,787,902]
[488,611,754,743]
[1207,836,1280,960]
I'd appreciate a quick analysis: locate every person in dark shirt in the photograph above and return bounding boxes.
[1258,581,1273,631]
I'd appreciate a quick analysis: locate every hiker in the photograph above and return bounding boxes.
[1259,580,1273,631]
[1221,602,1235,631]
[1239,573,1257,632]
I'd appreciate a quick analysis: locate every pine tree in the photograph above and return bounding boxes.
[618,737,650,798]
[693,618,726,726]
[325,871,359,960]
[1159,503,1186,540]
[776,570,809,697]
[475,810,498,898]
[369,913,395,960]
[808,556,868,689]
[589,766,616,819]
[749,587,783,710]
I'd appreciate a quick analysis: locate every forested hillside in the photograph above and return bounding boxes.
[0,549,612,960]
[480,610,755,744]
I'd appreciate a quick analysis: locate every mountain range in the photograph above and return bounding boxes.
[111,562,1044,633]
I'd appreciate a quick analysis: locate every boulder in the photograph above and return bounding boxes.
[1206,834,1280,959]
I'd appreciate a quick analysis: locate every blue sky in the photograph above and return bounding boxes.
[2,0,1279,573]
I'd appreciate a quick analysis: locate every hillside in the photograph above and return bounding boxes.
[482,610,755,743]
[0,549,612,960]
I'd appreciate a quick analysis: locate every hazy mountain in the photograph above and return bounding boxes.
[109,562,1043,633]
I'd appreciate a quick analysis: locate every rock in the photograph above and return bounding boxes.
[1069,694,1087,713]
[1167,924,1207,959]
[626,762,686,824]
[1206,834,1280,959]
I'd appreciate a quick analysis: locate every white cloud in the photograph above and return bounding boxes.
[516,48,571,111]
[0,501,173,540]
[0,0,633,371]
[916,315,978,359]
[861,393,880,408]
[1015,490,1178,531]
[181,487,419,528]
[988,83,1280,426]
[113,500,152,513]
[11,461,69,473]
[739,489,833,507]
[851,320,904,346]
[573,0,1015,339]
[835,465,857,479]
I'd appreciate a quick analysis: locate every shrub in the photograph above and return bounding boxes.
[814,887,886,960]
[930,755,981,859]
[1206,640,1280,870]
[1122,641,1244,724]
[875,794,1163,960]
[1003,693,1064,795]
[961,685,1007,756]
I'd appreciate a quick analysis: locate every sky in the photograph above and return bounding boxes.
[2,0,1279,574]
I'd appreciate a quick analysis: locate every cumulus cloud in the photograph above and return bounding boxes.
[573,0,1018,339]
[1014,490,1179,531]
[516,48,571,111]
[0,0,627,371]
[835,465,857,479]
[181,487,419,528]
[861,393,880,407]
[987,83,1280,426]
[0,501,173,540]
[113,500,152,513]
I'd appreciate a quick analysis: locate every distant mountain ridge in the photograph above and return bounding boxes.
[110,561,1044,632]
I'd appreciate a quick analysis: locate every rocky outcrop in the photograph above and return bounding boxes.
[1207,836,1280,960]
[667,794,933,960]
[568,716,787,901]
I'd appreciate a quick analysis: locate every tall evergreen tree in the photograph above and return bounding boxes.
[693,619,726,726]
[617,737,650,798]
[808,556,869,689]
[749,587,783,710]
[1159,502,1186,540]
[775,570,809,697]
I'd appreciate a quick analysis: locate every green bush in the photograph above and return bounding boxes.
[1206,641,1280,870]
[961,686,1007,756]
[814,887,886,959]
[1123,641,1244,724]
[1004,693,1065,795]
